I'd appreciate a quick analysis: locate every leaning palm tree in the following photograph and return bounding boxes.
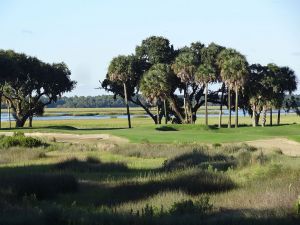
[195,64,217,126]
[172,52,199,124]
[219,52,248,128]
[108,55,137,128]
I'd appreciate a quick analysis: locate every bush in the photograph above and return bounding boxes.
[0,174,78,199]
[169,196,213,215]
[0,134,48,148]
[236,150,252,167]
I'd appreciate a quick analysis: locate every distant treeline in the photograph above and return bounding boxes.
[46,95,140,108]
[45,94,299,109]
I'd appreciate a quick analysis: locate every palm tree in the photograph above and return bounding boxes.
[195,64,216,126]
[140,63,175,124]
[108,55,137,128]
[172,52,199,123]
[218,51,248,128]
[267,64,297,125]
[201,43,225,128]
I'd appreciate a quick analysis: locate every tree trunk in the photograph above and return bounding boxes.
[123,83,131,128]
[8,101,11,129]
[218,84,225,128]
[156,105,160,125]
[0,94,2,129]
[235,84,238,128]
[228,88,231,128]
[15,117,27,128]
[164,100,167,125]
[169,97,184,123]
[277,109,281,125]
[184,88,188,124]
[270,107,272,126]
[29,116,33,128]
[262,106,267,127]
[205,83,208,126]
[252,106,256,127]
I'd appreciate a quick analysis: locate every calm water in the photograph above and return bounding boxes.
[0,110,291,122]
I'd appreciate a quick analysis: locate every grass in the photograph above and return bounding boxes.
[0,137,299,224]
[0,114,299,144]
[0,112,299,224]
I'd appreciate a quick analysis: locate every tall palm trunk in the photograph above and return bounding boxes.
[228,87,231,128]
[0,93,2,129]
[123,83,131,128]
[252,105,256,127]
[205,83,208,126]
[218,84,225,128]
[156,104,160,124]
[183,91,187,123]
[270,107,272,126]
[164,100,167,125]
[277,109,280,125]
[235,83,238,128]
[262,106,267,127]
[7,101,11,129]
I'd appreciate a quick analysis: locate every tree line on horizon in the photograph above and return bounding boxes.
[103,36,299,128]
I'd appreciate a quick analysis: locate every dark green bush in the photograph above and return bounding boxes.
[0,134,48,148]
[169,196,213,215]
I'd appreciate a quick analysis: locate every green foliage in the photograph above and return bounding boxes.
[0,50,76,127]
[140,63,175,103]
[169,196,213,215]
[0,134,48,148]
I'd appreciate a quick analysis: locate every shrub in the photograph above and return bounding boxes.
[212,143,222,148]
[236,150,252,167]
[0,135,48,148]
[169,196,213,215]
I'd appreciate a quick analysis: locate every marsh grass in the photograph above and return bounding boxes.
[0,139,299,225]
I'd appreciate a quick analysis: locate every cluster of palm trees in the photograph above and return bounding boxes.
[106,36,297,129]
[106,36,297,128]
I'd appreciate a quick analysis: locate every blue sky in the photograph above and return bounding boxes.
[0,0,299,96]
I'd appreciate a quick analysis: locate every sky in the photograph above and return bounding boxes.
[0,0,299,96]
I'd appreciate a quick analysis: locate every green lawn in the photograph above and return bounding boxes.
[0,114,299,144]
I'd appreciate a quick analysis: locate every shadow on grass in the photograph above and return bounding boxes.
[0,160,235,207]
[0,125,128,132]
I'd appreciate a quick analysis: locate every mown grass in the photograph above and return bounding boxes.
[0,115,299,144]
[0,138,299,224]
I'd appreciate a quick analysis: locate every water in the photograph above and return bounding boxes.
[0,110,292,122]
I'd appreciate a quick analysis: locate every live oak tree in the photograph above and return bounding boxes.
[0,50,76,127]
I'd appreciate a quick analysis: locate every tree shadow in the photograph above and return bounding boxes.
[0,160,235,207]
